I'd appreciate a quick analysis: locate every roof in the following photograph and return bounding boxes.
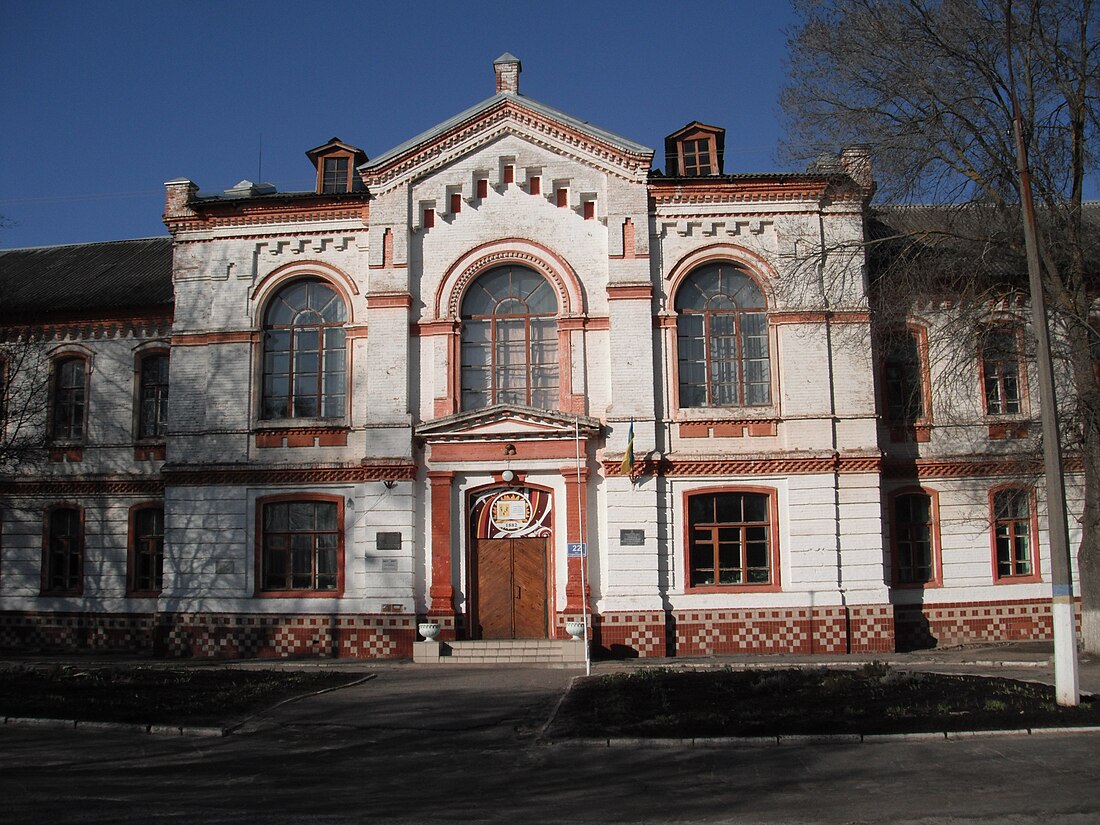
[363,91,653,171]
[0,237,173,320]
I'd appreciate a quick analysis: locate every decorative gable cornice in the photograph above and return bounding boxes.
[416,404,602,442]
[361,95,653,194]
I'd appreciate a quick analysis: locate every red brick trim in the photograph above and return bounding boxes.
[162,462,415,486]
[769,310,872,325]
[171,330,256,347]
[1,477,164,497]
[604,454,881,477]
[254,427,350,448]
[606,283,653,301]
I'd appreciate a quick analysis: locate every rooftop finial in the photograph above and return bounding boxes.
[493,53,521,94]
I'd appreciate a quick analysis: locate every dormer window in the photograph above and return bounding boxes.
[322,157,350,193]
[665,121,725,177]
[306,137,367,195]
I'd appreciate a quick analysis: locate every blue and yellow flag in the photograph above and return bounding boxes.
[620,418,634,475]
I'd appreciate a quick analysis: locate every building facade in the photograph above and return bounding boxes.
[0,56,1079,658]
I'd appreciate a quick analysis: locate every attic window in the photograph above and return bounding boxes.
[322,157,350,193]
[681,139,713,176]
[665,122,725,177]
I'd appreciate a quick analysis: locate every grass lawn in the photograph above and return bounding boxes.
[547,664,1100,739]
[0,665,364,727]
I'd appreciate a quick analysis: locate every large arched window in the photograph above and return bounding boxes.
[460,265,559,410]
[261,279,347,420]
[675,263,770,407]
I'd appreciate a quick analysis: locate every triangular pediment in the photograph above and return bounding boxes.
[416,404,601,442]
[361,94,653,195]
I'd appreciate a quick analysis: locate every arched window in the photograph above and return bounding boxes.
[675,263,770,407]
[460,265,559,410]
[261,279,347,420]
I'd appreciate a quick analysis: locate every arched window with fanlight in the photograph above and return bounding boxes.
[675,263,770,407]
[460,265,559,410]
[261,279,347,420]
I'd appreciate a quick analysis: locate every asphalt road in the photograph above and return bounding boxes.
[2,663,1099,824]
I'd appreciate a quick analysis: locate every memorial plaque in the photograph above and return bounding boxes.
[376,532,402,550]
[620,529,645,546]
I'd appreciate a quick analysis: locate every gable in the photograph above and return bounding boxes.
[361,93,653,196]
[415,404,602,443]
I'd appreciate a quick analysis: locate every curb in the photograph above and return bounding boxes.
[4,716,227,737]
[2,673,377,739]
[544,725,1100,747]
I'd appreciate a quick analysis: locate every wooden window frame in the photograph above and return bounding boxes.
[49,354,88,444]
[679,136,716,176]
[255,494,345,597]
[889,488,943,588]
[127,502,164,597]
[978,323,1027,416]
[682,487,780,593]
[989,485,1041,584]
[260,278,348,422]
[459,265,560,411]
[41,503,84,596]
[316,152,356,194]
[134,349,170,443]
[881,324,932,441]
[674,263,772,410]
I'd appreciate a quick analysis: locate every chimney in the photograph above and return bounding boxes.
[840,145,874,192]
[493,53,521,94]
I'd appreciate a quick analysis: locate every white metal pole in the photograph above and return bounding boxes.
[575,414,591,676]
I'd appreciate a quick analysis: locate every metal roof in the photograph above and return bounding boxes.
[0,237,173,320]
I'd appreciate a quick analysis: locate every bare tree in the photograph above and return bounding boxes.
[783,0,1100,651]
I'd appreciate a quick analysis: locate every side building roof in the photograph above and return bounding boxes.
[0,237,174,322]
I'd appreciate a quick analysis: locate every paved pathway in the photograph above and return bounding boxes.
[2,643,1099,824]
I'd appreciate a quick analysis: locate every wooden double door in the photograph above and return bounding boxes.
[474,538,549,639]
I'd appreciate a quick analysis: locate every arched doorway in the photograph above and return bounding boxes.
[468,486,553,639]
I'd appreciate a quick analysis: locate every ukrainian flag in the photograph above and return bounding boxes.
[620,418,634,475]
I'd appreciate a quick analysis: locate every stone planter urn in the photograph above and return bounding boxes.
[418,622,441,642]
[565,620,586,640]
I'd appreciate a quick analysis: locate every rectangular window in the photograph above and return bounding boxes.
[681,138,713,176]
[892,491,940,586]
[129,506,164,595]
[528,176,541,196]
[423,208,435,229]
[138,353,169,439]
[884,329,927,425]
[450,192,462,214]
[503,164,515,184]
[686,490,777,590]
[556,188,568,208]
[258,498,344,595]
[981,327,1022,415]
[477,177,489,199]
[52,357,86,441]
[321,157,349,193]
[992,488,1037,581]
[583,199,595,220]
[43,506,83,594]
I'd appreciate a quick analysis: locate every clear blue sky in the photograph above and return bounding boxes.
[0,1,803,249]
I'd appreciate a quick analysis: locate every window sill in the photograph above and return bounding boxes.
[993,573,1042,585]
[987,421,1030,440]
[887,422,932,443]
[685,582,781,594]
[254,424,350,448]
[675,407,776,422]
[891,580,943,590]
[134,442,166,461]
[255,589,344,599]
[47,445,84,462]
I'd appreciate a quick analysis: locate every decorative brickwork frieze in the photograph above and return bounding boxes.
[158,613,414,659]
[893,598,1077,651]
[593,611,667,657]
[671,605,894,655]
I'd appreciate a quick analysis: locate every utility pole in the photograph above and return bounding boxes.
[1006,5,1079,706]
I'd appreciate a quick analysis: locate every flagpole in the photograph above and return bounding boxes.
[574,414,591,676]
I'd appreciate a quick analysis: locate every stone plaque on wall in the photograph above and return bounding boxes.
[620,529,645,546]
[376,532,402,551]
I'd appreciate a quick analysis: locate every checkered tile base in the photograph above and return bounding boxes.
[0,612,155,652]
[672,605,895,655]
[0,611,415,660]
[894,599,1076,651]
[594,611,668,657]
[160,614,415,659]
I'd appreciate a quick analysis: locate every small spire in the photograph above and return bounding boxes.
[493,53,521,94]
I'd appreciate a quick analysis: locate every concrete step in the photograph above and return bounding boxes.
[413,639,588,666]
